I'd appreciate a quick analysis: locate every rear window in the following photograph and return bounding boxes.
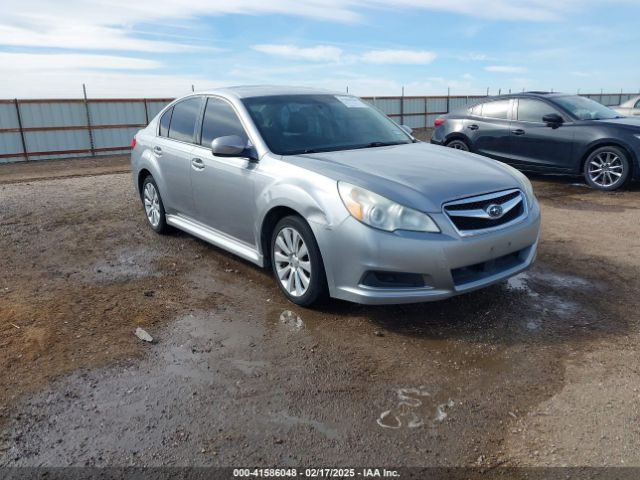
[481,100,510,120]
[168,97,202,143]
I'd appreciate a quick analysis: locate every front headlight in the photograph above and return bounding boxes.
[516,172,536,208]
[337,182,440,233]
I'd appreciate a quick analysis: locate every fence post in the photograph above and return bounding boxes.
[143,99,149,125]
[446,87,450,113]
[82,84,96,157]
[400,86,404,126]
[619,89,623,106]
[424,96,428,129]
[14,99,28,161]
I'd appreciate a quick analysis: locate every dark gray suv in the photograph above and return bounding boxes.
[431,92,640,191]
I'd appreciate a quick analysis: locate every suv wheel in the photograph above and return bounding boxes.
[142,176,169,233]
[446,139,470,151]
[271,216,327,306]
[584,146,630,191]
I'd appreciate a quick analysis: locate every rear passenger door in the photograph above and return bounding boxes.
[507,98,574,171]
[154,96,203,217]
[464,99,513,161]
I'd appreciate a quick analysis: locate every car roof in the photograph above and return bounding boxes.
[195,85,342,99]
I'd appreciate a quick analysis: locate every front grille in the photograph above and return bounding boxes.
[443,189,526,236]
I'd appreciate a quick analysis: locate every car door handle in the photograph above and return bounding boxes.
[467,124,479,130]
[191,158,205,170]
[153,146,162,155]
[512,129,526,135]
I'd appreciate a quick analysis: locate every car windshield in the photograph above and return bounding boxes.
[241,94,413,155]
[554,95,621,120]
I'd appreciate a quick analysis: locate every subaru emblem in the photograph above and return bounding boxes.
[487,204,504,218]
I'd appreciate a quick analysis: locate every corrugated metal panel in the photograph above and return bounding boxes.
[146,101,171,120]
[0,104,19,129]
[402,115,425,129]
[93,127,139,149]
[0,132,24,160]
[371,98,401,116]
[89,102,146,126]
[426,98,448,114]
[18,102,87,128]
[24,129,90,154]
[403,98,426,115]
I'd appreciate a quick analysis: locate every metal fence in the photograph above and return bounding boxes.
[0,92,637,163]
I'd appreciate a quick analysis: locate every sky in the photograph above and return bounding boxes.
[1,0,639,98]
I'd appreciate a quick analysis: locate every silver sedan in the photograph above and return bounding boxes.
[612,95,640,117]
[131,86,540,306]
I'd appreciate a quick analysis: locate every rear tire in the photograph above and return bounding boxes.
[142,175,170,234]
[446,139,470,152]
[583,146,630,191]
[271,216,327,307]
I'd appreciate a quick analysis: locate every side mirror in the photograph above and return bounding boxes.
[400,125,413,135]
[542,113,563,127]
[211,135,248,157]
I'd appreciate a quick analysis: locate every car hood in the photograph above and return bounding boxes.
[594,117,640,129]
[282,142,522,212]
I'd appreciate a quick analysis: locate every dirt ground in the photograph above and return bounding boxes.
[1,152,640,471]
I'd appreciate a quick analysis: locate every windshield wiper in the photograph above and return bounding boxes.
[351,141,409,150]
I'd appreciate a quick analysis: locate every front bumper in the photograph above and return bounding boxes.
[312,201,541,305]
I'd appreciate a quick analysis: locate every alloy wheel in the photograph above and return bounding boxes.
[588,151,624,188]
[273,227,312,297]
[144,182,161,227]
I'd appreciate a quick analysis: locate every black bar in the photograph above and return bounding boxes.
[82,84,95,157]
[13,99,28,161]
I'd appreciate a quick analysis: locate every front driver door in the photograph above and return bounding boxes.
[507,98,575,171]
[190,96,257,246]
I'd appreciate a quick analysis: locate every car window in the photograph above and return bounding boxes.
[168,97,202,143]
[517,99,561,123]
[200,97,248,148]
[159,107,173,137]
[470,103,482,116]
[481,100,510,120]
[635,99,640,109]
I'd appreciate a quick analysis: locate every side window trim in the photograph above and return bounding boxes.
[197,95,252,148]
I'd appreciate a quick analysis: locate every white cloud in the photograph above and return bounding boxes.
[485,65,528,74]
[0,53,162,71]
[252,44,343,62]
[252,44,437,65]
[361,49,436,65]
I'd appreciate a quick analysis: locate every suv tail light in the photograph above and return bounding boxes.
[131,136,137,149]
[434,117,446,127]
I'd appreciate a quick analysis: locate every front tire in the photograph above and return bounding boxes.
[583,146,630,191]
[271,216,327,307]
[142,175,169,234]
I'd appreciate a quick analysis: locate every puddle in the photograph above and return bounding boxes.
[89,248,154,282]
[269,411,341,440]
